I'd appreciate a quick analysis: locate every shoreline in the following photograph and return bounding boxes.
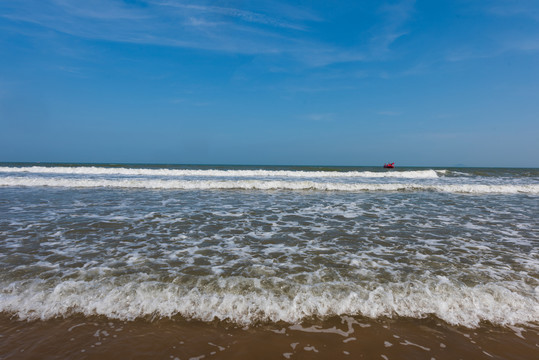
[2,314,538,359]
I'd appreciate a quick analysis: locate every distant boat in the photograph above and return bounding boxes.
[383,162,395,168]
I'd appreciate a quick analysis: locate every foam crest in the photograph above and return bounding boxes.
[1,176,538,194]
[1,279,537,328]
[0,166,439,179]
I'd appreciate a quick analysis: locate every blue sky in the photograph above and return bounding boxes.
[1,0,538,167]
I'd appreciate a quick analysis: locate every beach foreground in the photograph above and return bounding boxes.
[2,315,538,359]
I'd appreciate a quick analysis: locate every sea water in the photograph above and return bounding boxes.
[0,163,537,358]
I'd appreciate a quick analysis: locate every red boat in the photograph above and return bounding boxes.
[383,162,395,168]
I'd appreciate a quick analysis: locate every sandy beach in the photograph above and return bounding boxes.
[2,315,538,359]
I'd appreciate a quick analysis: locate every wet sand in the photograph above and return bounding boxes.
[1,315,538,359]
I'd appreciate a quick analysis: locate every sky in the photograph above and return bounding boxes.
[0,0,538,167]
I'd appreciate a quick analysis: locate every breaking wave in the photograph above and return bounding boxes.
[1,176,537,194]
[1,278,537,328]
[0,166,439,179]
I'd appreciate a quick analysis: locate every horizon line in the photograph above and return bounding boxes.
[0,161,537,169]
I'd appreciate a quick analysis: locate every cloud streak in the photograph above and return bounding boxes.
[156,1,310,31]
[485,0,539,21]
[0,0,364,67]
[368,0,416,57]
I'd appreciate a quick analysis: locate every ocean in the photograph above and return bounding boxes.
[0,163,537,359]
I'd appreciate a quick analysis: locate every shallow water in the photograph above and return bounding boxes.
[0,164,538,358]
[2,315,538,359]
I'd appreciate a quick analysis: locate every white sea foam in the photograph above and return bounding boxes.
[1,166,537,332]
[0,176,537,194]
[1,278,537,328]
[0,166,439,179]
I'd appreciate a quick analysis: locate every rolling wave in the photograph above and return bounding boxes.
[1,278,536,328]
[1,176,537,194]
[0,166,439,179]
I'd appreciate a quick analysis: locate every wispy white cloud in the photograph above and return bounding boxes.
[444,0,539,62]
[444,48,493,62]
[369,0,416,57]
[55,65,87,77]
[445,36,539,62]
[155,1,310,31]
[303,113,336,122]
[435,113,454,119]
[281,84,360,94]
[485,0,539,21]
[51,0,149,20]
[376,110,401,116]
[1,0,363,67]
